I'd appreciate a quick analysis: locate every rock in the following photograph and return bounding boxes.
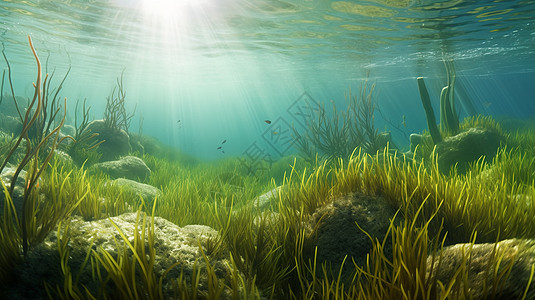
[86,120,130,161]
[91,156,151,181]
[0,94,28,118]
[60,124,76,137]
[376,131,397,149]
[0,164,28,218]
[308,192,398,276]
[409,133,432,153]
[427,239,535,299]
[53,150,74,166]
[129,133,162,156]
[4,212,232,299]
[110,178,160,205]
[0,113,22,135]
[435,128,501,174]
[253,186,281,211]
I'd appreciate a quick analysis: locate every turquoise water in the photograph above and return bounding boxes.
[1,0,534,159]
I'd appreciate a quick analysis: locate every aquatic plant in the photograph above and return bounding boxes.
[439,59,459,134]
[44,220,94,299]
[104,71,135,133]
[0,36,71,257]
[417,59,461,144]
[417,77,442,144]
[65,98,103,166]
[2,41,70,145]
[0,69,5,107]
[293,81,380,162]
[1,44,21,121]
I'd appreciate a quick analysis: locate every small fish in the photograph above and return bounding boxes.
[264,120,271,124]
[222,140,227,144]
[272,131,278,135]
[222,150,225,154]
[177,120,181,123]
[217,146,222,150]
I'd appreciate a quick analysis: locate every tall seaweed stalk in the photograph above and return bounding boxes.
[104,70,135,133]
[0,36,69,257]
[0,69,5,108]
[32,65,71,141]
[1,43,23,121]
[66,98,103,166]
[440,59,459,134]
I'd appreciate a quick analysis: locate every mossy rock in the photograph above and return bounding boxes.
[60,124,76,137]
[86,119,130,162]
[308,192,398,277]
[110,178,161,206]
[91,156,151,181]
[129,133,162,156]
[410,133,433,153]
[435,128,502,174]
[252,186,282,211]
[427,239,535,299]
[2,212,234,299]
[0,113,22,135]
[0,164,27,219]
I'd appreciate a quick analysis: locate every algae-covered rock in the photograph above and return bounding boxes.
[427,239,535,299]
[91,155,151,181]
[53,149,75,166]
[308,192,398,275]
[435,128,501,173]
[110,178,160,204]
[409,133,433,153]
[376,131,397,150]
[4,212,231,299]
[60,124,76,138]
[253,186,282,211]
[86,119,130,161]
[130,133,163,156]
[0,164,27,218]
[0,113,22,135]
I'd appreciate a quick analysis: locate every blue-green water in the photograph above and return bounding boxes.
[1,0,534,159]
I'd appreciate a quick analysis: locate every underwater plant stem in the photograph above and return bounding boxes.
[445,59,459,132]
[21,35,43,257]
[417,77,442,144]
[0,69,4,107]
[1,45,23,121]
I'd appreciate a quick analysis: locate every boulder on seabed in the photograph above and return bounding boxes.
[253,186,282,211]
[0,113,22,136]
[86,120,130,161]
[0,164,27,218]
[109,178,161,205]
[91,156,151,181]
[427,238,535,299]
[60,124,76,138]
[3,212,234,299]
[307,192,398,277]
[435,128,501,174]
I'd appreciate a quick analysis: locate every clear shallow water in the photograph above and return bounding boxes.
[1,0,534,159]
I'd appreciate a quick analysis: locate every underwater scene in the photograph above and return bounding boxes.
[1,0,535,299]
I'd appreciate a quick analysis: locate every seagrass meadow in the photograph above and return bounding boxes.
[2,111,535,299]
[2,0,535,299]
